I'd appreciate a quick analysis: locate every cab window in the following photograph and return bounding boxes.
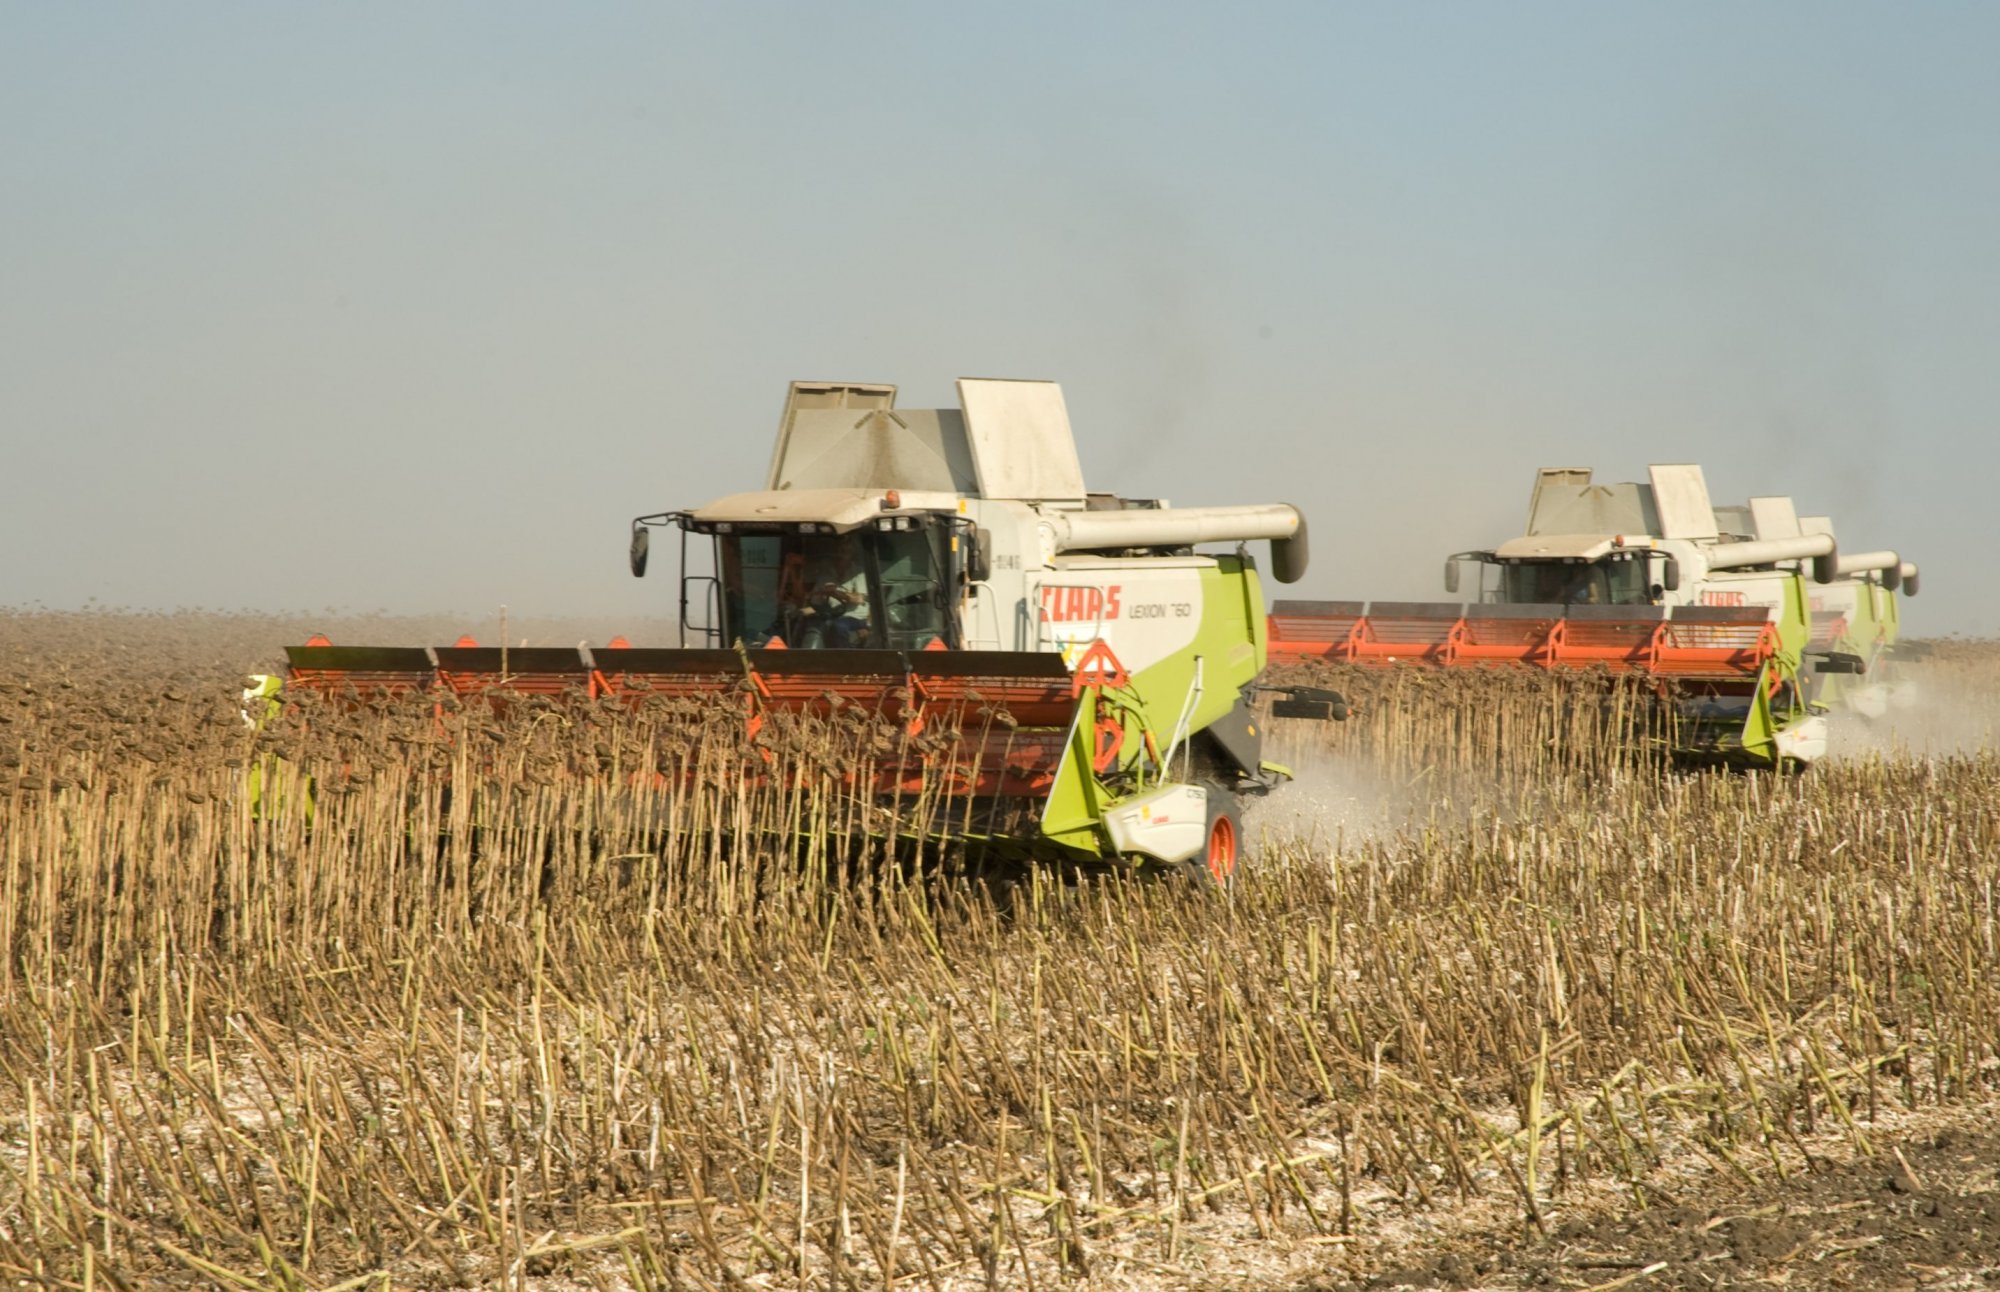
[713,522,954,649]
[873,526,950,650]
[1500,556,1653,607]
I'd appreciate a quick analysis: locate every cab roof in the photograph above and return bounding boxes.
[690,488,961,530]
[1493,534,1618,561]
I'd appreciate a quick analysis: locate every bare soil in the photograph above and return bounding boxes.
[1351,1108,2000,1291]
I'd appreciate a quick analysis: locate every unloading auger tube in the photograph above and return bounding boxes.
[1833,550,1921,596]
[1264,464,1926,769]
[266,377,1345,878]
[1040,503,1310,584]
[1701,533,1838,578]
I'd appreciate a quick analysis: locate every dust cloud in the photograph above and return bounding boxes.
[1826,655,2000,760]
[1243,751,1505,860]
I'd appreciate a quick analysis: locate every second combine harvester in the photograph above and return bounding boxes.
[282,379,1341,878]
[1268,464,1918,769]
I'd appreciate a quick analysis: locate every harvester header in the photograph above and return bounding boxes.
[282,378,1337,878]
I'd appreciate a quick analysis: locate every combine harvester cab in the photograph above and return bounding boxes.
[1270,465,1857,769]
[282,379,1335,876]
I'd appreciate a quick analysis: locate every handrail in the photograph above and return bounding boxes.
[1159,655,1206,779]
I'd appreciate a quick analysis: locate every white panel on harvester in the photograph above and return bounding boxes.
[957,378,1089,503]
[1747,496,1803,540]
[1648,464,1721,540]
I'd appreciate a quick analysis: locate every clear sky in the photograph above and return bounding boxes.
[5,3,1996,634]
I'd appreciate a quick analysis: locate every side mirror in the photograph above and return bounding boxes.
[966,528,992,584]
[1443,559,1460,595]
[1659,554,1680,593]
[629,526,650,578]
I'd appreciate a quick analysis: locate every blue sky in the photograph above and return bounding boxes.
[4,3,1995,632]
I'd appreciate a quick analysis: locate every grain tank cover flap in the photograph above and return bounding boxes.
[766,381,979,494]
[1747,496,1802,540]
[1712,504,1753,538]
[1525,468,1592,531]
[768,382,895,488]
[1525,468,1655,538]
[957,378,1088,502]
[1537,467,1594,491]
[770,408,976,493]
[1648,464,1719,540]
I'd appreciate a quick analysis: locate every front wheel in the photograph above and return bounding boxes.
[1180,785,1243,886]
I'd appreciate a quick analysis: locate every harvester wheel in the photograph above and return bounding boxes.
[1183,785,1243,886]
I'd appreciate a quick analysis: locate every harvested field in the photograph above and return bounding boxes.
[2,610,1997,1290]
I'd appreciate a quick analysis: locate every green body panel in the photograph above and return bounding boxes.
[1040,557,1267,856]
[1721,659,1793,766]
[247,755,315,825]
[241,676,311,822]
[1680,573,1814,768]
[1814,581,1900,711]
[1040,688,1111,852]
[1775,572,1811,670]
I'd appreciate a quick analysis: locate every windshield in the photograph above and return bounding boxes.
[1499,555,1653,607]
[716,522,953,650]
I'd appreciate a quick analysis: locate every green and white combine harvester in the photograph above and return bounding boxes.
[275,379,1343,877]
[1786,515,1919,720]
[1267,465,1918,769]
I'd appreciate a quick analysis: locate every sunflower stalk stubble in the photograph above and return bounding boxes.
[0,612,1996,1287]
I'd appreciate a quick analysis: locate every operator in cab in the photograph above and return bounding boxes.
[789,539,872,648]
[1562,568,1604,606]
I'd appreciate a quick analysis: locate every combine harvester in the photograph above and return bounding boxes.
[278,379,1341,878]
[1789,515,1919,719]
[1267,464,1915,770]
